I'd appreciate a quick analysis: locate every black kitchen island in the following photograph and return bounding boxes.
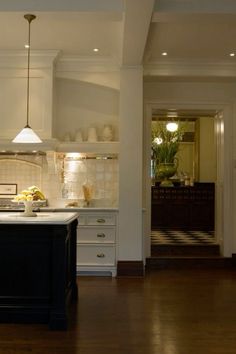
[0,212,78,330]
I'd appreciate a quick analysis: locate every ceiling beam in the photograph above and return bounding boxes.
[154,0,236,14]
[120,0,155,66]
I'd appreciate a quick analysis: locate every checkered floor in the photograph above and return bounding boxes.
[151,229,216,245]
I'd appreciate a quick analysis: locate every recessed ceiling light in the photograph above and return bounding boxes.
[230,53,235,57]
[93,48,99,52]
[162,52,168,56]
[24,44,29,49]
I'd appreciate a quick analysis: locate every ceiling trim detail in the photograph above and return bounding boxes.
[57,56,120,73]
[0,50,60,68]
[144,59,236,78]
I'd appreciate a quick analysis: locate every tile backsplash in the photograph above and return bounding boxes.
[0,156,42,196]
[0,153,118,207]
[61,154,118,206]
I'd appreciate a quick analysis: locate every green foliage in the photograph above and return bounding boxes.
[152,122,183,164]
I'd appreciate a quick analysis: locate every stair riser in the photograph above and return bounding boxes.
[146,258,232,270]
[151,245,220,257]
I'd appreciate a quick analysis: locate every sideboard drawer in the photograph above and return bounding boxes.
[77,227,115,243]
[77,245,115,266]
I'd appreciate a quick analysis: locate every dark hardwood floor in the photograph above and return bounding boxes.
[1,269,236,353]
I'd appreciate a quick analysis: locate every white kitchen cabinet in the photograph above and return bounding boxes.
[77,211,117,277]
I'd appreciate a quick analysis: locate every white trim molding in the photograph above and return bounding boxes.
[0,50,60,69]
[144,59,236,78]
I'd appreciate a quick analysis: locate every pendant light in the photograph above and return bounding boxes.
[12,14,42,143]
[166,122,178,132]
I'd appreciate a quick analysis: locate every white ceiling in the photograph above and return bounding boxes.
[1,0,236,75]
[0,12,122,57]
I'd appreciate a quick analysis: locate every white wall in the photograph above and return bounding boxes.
[199,117,217,182]
[0,52,57,140]
[54,78,119,142]
[177,142,195,178]
[119,67,143,260]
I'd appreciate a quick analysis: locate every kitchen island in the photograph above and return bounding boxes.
[0,212,78,330]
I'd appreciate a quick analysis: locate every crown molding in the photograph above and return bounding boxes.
[56,55,119,73]
[144,59,236,78]
[0,50,61,69]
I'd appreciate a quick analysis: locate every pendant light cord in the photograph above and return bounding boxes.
[12,14,42,143]
[24,14,36,128]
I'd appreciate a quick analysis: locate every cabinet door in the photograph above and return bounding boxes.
[152,202,190,229]
[151,203,167,228]
[190,202,214,230]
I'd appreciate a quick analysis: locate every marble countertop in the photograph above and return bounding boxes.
[0,212,79,224]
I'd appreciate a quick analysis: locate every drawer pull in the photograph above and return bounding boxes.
[97,253,105,258]
[97,233,106,238]
[97,218,106,223]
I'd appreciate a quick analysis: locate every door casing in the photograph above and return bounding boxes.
[143,101,233,258]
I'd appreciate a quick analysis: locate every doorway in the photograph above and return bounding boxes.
[151,111,217,256]
[143,102,233,260]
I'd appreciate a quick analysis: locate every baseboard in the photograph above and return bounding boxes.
[146,256,233,270]
[117,261,144,277]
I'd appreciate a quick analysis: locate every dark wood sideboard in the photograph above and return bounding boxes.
[151,183,215,230]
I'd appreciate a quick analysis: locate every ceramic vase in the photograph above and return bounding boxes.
[102,125,113,141]
[75,129,83,142]
[87,127,98,142]
[155,161,178,187]
[22,200,37,217]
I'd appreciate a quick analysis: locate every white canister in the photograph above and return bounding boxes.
[87,127,98,142]
[102,125,113,141]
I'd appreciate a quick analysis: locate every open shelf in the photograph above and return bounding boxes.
[56,141,119,154]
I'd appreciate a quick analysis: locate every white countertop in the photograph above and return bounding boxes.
[50,207,118,212]
[0,212,79,224]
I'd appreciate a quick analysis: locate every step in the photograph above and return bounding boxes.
[146,256,232,270]
[151,244,220,257]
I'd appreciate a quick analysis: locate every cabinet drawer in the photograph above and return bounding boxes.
[86,214,116,226]
[77,227,115,243]
[77,245,115,266]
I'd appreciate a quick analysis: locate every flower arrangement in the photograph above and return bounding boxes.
[151,122,183,164]
[13,186,46,202]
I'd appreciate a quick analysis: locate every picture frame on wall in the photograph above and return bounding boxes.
[0,184,17,198]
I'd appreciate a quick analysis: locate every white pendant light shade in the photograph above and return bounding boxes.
[12,125,42,143]
[12,14,42,144]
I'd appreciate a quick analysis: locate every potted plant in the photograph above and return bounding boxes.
[151,122,183,186]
